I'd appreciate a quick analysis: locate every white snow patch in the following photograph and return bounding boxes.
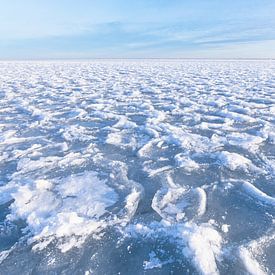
[125,221,222,275]
[226,133,265,151]
[216,151,257,172]
[8,171,118,252]
[239,247,266,275]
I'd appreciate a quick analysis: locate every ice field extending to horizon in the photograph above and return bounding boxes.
[0,59,274,274]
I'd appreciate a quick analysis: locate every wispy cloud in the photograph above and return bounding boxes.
[0,0,274,58]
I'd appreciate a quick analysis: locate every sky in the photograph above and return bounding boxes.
[0,0,275,59]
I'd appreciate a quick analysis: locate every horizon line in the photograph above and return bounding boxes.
[0,57,274,62]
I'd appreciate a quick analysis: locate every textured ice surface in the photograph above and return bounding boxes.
[0,60,274,274]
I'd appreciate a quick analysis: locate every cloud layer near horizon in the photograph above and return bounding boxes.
[1,0,275,59]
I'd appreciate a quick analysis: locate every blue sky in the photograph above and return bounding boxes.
[1,0,275,59]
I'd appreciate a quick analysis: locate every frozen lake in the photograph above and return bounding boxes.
[0,60,274,274]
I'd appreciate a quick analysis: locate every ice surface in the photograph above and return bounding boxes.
[0,60,274,274]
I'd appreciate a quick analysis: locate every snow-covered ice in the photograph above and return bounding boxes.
[0,59,274,274]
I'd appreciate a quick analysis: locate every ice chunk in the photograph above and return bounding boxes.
[152,186,207,222]
[175,153,200,172]
[216,151,257,172]
[241,181,275,206]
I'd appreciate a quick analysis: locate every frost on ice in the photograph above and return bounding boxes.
[0,60,274,274]
[8,171,118,252]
